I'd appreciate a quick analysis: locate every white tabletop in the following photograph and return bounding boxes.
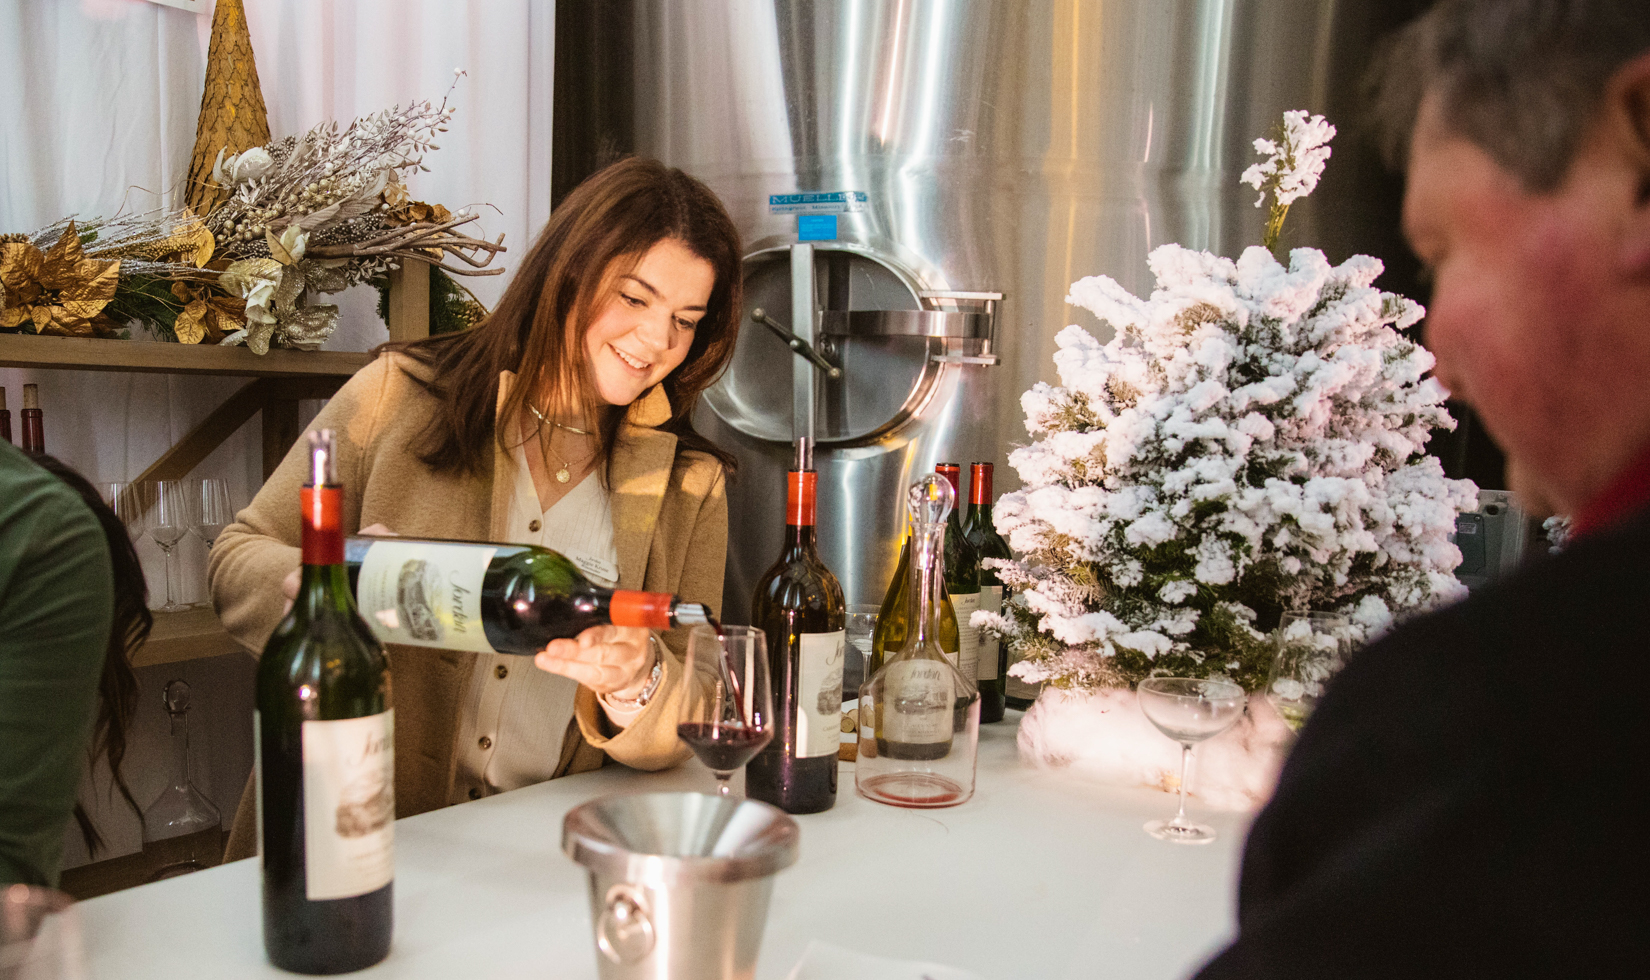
[80,715,1246,980]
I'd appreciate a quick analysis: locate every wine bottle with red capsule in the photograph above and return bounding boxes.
[747,437,847,813]
[257,429,394,974]
[935,464,981,684]
[964,463,1011,722]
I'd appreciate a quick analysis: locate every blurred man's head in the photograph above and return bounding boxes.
[1374,0,1650,516]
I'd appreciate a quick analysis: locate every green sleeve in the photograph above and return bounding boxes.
[0,450,115,887]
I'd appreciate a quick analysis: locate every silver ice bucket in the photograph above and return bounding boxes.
[562,792,800,980]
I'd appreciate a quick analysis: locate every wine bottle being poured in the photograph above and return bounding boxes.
[342,536,712,655]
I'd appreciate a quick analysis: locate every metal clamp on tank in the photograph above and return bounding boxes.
[817,290,1001,365]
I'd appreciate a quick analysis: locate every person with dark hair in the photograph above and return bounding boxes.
[211,157,742,860]
[0,443,115,886]
[1196,1,1650,976]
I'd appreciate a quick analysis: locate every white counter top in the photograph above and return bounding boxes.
[80,715,1245,980]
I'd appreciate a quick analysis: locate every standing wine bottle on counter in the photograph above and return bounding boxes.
[935,464,981,684]
[342,535,712,655]
[965,463,1011,722]
[0,387,10,445]
[20,384,43,456]
[257,429,394,974]
[747,437,847,814]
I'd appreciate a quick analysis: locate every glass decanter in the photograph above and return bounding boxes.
[855,475,981,808]
[141,679,223,881]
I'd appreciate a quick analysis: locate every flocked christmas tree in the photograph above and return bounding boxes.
[979,111,1477,694]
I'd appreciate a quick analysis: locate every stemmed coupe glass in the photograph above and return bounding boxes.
[676,625,773,797]
[144,480,191,612]
[1138,676,1247,844]
[1266,611,1351,733]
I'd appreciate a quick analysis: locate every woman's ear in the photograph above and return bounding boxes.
[1611,50,1650,273]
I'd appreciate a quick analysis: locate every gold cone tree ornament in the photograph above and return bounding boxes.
[186,0,270,217]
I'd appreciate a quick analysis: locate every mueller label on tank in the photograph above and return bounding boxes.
[356,540,497,654]
[768,191,869,214]
[303,711,395,900]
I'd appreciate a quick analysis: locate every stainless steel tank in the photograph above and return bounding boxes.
[558,0,1383,623]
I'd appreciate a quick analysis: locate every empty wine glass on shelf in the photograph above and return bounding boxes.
[144,480,192,612]
[1265,611,1351,733]
[99,482,143,539]
[1138,676,1247,844]
[677,625,773,797]
[189,479,234,609]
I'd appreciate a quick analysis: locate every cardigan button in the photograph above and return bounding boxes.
[495,664,509,680]
[478,735,493,750]
[528,519,542,532]
[468,787,482,800]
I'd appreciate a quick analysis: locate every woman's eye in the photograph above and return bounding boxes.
[622,294,646,308]
[675,318,698,331]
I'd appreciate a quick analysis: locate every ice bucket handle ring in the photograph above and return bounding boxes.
[596,883,655,965]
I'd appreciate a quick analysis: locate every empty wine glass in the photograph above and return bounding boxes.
[144,480,191,612]
[99,482,143,539]
[1266,611,1351,733]
[189,479,234,609]
[843,603,879,701]
[1138,676,1247,844]
[676,625,773,797]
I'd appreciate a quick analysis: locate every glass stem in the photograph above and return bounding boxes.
[162,543,179,607]
[716,774,731,798]
[1175,743,1192,823]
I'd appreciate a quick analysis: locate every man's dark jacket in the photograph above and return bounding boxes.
[1195,511,1650,977]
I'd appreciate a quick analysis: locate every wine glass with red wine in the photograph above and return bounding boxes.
[677,624,773,797]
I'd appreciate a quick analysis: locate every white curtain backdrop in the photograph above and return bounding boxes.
[1,0,553,602]
[0,0,553,867]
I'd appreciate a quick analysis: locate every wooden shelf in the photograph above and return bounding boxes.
[0,332,371,377]
[133,607,248,669]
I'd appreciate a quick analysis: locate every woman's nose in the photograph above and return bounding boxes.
[634,310,681,353]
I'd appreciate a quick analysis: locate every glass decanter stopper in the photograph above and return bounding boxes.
[141,679,223,881]
[855,475,981,808]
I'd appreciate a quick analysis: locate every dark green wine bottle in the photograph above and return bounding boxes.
[257,429,393,974]
[342,537,711,656]
[748,438,846,814]
[965,463,1012,721]
[935,464,982,686]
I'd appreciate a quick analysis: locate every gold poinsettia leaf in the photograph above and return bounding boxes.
[32,306,53,331]
[40,307,96,338]
[56,258,120,319]
[265,227,295,265]
[38,222,86,290]
[171,280,195,303]
[272,262,305,310]
[175,299,208,344]
[430,203,452,223]
[0,305,30,328]
[179,212,215,267]
[1,240,43,293]
[245,317,277,356]
[276,303,338,351]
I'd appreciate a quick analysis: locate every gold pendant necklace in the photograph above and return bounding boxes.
[526,404,592,483]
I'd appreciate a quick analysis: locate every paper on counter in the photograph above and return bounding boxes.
[786,939,984,980]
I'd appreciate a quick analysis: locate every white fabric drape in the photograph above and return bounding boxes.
[1,0,553,601]
[0,0,553,868]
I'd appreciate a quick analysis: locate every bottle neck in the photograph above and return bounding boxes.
[908,522,945,648]
[167,712,190,789]
[297,485,351,618]
[784,470,819,558]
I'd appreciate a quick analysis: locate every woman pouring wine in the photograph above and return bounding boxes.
[210,158,741,860]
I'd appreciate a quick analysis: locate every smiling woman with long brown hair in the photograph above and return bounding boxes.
[209,158,742,859]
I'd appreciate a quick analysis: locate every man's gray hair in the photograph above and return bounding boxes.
[1371,0,1650,190]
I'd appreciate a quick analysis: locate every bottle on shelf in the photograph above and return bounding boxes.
[935,463,981,687]
[965,462,1011,723]
[747,437,847,814]
[343,535,713,655]
[140,679,224,881]
[0,386,11,444]
[856,475,980,808]
[868,540,959,678]
[257,429,394,974]
[20,383,43,455]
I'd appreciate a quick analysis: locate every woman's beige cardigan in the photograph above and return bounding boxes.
[210,353,726,861]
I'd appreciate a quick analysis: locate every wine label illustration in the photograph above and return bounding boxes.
[881,660,953,750]
[302,711,395,900]
[356,540,497,653]
[796,630,845,758]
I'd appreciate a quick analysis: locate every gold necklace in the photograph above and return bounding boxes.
[526,406,594,483]
[526,402,592,435]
